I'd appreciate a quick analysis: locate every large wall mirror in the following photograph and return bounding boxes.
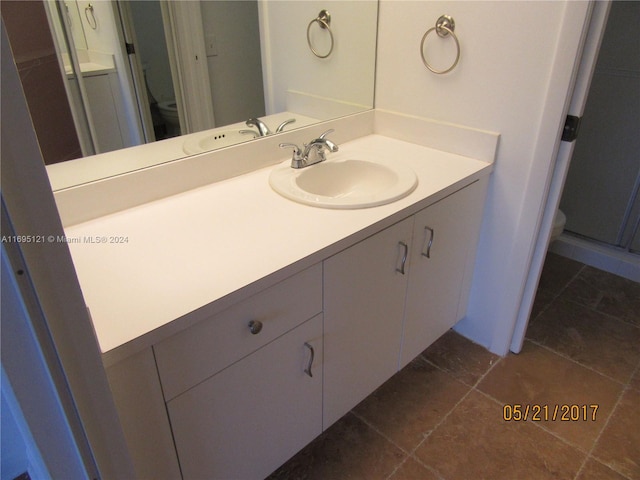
[2,0,378,191]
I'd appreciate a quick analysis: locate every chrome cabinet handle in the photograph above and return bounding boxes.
[304,342,315,377]
[396,241,409,275]
[422,226,435,258]
[248,320,263,335]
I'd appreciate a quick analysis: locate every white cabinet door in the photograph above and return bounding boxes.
[167,314,322,480]
[323,217,414,428]
[400,180,486,368]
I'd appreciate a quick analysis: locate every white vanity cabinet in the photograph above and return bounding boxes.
[400,178,488,367]
[108,265,323,480]
[105,175,490,479]
[323,217,414,427]
[167,314,323,480]
[323,179,488,428]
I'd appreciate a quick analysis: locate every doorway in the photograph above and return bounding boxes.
[512,0,639,354]
[558,1,640,255]
[116,0,181,141]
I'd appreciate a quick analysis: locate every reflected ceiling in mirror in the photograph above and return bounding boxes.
[16,0,378,191]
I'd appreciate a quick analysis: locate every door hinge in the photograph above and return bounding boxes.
[125,42,136,55]
[561,115,581,142]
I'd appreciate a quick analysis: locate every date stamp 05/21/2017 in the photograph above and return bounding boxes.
[503,404,599,422]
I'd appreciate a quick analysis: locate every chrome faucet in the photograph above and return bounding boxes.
[279,129,339,169]
[246,117,272,136]
[245,117,296,136]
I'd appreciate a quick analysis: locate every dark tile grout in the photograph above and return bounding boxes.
[408,354,502,471]
[397,254,638,479]
[533,256,640,480]
[531,262,586,324]
[525,337,633,387]
[347,350,506,480]
[538,258,640,331]
[572,381,633,480]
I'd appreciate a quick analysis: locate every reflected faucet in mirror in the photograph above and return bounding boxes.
[245,117,296,137]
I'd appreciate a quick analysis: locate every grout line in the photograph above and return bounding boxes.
[534,257,638,480]
[572,378,634,480]
[524,338,629,387]
[355,353,504,480]
[350,405,445,480]
[349,409,411,456]
[473,387,593,456]
[543,260,640,330]
[556,295,640,331]
[403,355,505,477]
[527,262,586,329]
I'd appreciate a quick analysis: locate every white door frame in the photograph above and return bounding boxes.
[510,1,611,354]
[160,0,216,134]
[1,23,135,478]
[257,1,276,115]
[114,0,156,143]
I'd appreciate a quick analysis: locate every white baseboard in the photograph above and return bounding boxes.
[550,233,640,282]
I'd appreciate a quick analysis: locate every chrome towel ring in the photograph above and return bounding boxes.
[420,15,460,74]
[307,10,334,59]
[85,3,97,30]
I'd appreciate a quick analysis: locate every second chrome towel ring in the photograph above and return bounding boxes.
[420,15,460,74]
[85,3,97,30]
[307,9,334,59]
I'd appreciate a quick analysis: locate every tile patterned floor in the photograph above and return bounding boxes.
[268,253,640,480]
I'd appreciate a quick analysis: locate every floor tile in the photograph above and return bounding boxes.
[267,255,637,478]
[562,266,640,327]
[421,329,499,387]
[477,341,623,451]
[538,252,585,295]
[630,368,640,392]
[267,412,405,480]
[529,252,584,319]
[592,388,640,480]
[415,390,585,480]
[527,298,640,384]
[353,357,469,452]
[388,456,440,480]
[530,287,557,320]
[577,458,630,480]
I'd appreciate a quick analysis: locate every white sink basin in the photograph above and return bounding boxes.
[183,130,258,154]
[269,157,418,209]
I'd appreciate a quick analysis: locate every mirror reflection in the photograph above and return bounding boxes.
[1,0,378,190]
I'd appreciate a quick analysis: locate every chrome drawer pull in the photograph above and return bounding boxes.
[248,320,263,335]
[422,226,434,258]
[304,342,315,377]
[396,241,409,275]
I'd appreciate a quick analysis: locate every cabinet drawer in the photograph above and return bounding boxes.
[154,264,322,400]
[168,314,323,480]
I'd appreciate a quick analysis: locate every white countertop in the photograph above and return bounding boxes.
[64,134,492,361]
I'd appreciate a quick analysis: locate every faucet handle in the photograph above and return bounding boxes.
[280,142,305,168]
[275,118,296,133]
[319,129,335,139]
[279,142,302,154]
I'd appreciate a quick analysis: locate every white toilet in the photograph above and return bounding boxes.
[158,100,181,137]
[550,209,566,243]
